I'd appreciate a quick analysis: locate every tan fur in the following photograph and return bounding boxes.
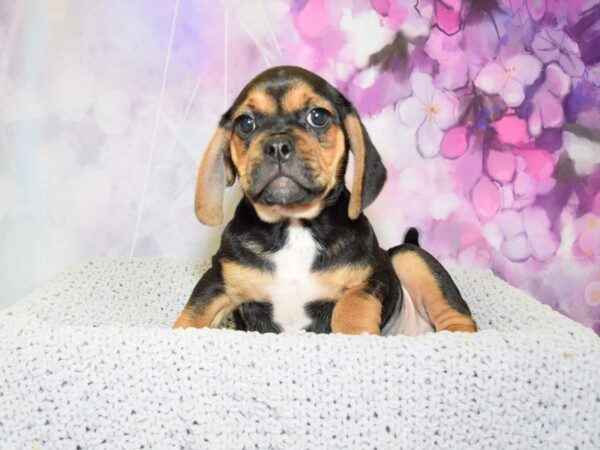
[253,201,325,223]
[281,83,334,113]
[221,260,274,301]
[292,126,345,190]
[173,294,234,329]
[315,265,372,299]
[391,251,477,333]
[331,286,382,335]
[229,132,253,192]
[194,128,236,226]
[233,87,277,117]
[344,115,366,220]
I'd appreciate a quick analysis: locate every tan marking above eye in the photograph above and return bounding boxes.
[233,88,277,117]
[281,82,335,114]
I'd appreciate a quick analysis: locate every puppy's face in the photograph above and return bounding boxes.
[195,66,386,225]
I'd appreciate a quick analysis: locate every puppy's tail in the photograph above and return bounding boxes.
[402,227,420,247]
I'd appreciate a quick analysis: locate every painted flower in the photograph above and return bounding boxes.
[471,175,501,221]
[474,54,542,107]
[416,0,463,35]
[527,63,571,137]
[433,0,462,35]
[584,281,600,306]
[531,27,585,77]
[574,213,600,259]
[499,0,588,24]
[424,27,469,89]
[496,206,560,262]
[397,72,459,158]
[569,4,600,67]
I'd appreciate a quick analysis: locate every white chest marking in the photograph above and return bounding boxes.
[266,224,326,332]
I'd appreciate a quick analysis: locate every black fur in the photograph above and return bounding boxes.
[187,187,402,332]
[184,66,472,334]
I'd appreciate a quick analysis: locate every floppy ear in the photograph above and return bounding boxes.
[343,112,387,220]
[194,127,236,226]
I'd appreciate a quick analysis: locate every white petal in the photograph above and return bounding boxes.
[397,97,427,127]
[410,72,436,103]
[502,233,531,262]
[416,118,443,158]
[505,54,542,85]
[502,77,525,107]
[432,90,459,130]
[474,63,506,94]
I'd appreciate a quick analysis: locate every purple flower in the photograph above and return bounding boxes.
[474,54,542,107]
[531,27,585,77]
[527,63,571,137]
[397,72,460,157]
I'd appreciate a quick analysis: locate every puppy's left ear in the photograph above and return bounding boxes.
[343,111,387,220]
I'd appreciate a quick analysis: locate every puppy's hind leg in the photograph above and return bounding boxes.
[388,229,477,333]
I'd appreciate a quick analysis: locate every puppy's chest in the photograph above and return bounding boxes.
[264,226,327,332]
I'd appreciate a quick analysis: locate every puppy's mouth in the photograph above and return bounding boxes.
[251,172,323,206]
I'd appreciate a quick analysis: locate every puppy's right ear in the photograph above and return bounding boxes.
[194,127,236,226]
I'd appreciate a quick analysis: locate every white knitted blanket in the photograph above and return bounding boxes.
[1,258,599,449]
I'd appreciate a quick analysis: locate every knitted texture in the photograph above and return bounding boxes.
[0,258,599,449]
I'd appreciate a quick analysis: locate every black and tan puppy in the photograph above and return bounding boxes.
[173,66,476,335]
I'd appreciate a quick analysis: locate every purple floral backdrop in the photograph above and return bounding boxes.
[1,0,599,333]
[286,0,600,334]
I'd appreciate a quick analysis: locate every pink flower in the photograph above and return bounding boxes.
[491,115,530,145]
[531,27,585,77]
[528,63,571,137]
[474,54,542,107]
[441,126,469,159]
[471,176,501,221]
[433,0,462,35]
[487,149,516,183]
[397,72,459,158]
[514,147,555,180]
[417,0,463,35]
[511,164,555,210]
[424,28,469,90]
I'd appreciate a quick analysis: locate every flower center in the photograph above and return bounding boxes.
[505,65,517,77]
[426,104,439,116]
[587,217,598,229]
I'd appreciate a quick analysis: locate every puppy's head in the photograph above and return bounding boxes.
[195,66,386,225]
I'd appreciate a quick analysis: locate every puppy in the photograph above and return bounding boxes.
[173,66,476,335]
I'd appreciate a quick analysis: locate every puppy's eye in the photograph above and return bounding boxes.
[307,107,330,128]
[236,115,256,134]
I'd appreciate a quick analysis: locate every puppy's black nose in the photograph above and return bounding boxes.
[264,137,293,163]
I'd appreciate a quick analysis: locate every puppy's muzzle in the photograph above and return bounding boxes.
[250,134,323,206]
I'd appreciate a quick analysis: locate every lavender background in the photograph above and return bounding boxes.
[1,0,599,333]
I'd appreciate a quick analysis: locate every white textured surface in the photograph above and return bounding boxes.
[0,258,599,449]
